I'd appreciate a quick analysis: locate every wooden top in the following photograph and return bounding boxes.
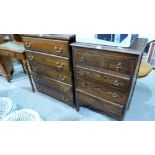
[71,38,148,55]
[22,34,76,41]
[0,41,25,53]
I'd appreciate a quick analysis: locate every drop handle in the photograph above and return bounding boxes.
[54,46,63,53]
[60,88,67,94]
[31,66,37,72]
[116,62,123,70]
[25,42,31,48]
[59,75,66,81]
[56,62,64,70]
[112,92,118,99]
[28,55,34,61]
[113,80,119,86]
[80,57,85,62]
[81,82,87,88]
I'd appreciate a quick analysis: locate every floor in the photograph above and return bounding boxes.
[0,64,155,121]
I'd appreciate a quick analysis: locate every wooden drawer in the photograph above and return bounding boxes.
[33,73,74,107]
[76,78,128,105]
[75,66,130,91]
[26,50,71,73]
[23,37,69,57]
[76,90,124,119]
[30,62,72,84]
[73,49,137,76]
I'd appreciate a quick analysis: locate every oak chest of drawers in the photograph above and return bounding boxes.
[22,34,75,107]
[71,38,148,120]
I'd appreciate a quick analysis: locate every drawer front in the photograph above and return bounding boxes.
[75,67,130,91]
[26,50,71,73]
[76,90,124,118]
[23,37,69,57]
[73,49,137,76]
[76,78,128,105]
[30,62,72,84]
[33,73,74,107]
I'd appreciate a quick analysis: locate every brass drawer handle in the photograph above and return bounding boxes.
[31,66,37,72]
[80,57,85,62]
[28,55,33,61]
[59,75,66,81]
[60,87,67,94]
[81,82,87,88]
[113,80,119,86]
[116,62,123,70]
[56,62,64,70]
[25,42,31,48]
[54,46,63,53]
[112,92,118,98]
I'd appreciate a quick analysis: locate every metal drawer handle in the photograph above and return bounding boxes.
[113,92,118,98]
[80,57,85,62]
[80,72,85,77]
[28,55,34,61]
[33,77,39,82]
[59,75,66,81]
[81,82,87,88]
[113,80,119,86]
[56,62,64,70]
[54,46,63,53]
[25,42,31,48]
[116,62,123,70]
[31,66,37,72]
[60,88,67,94]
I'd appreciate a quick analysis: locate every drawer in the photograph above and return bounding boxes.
[76,90,124,119]
[76,78,128,105]
[33,73,74,107]
[30,62,72,84]
[73,49,137,76]
[22,37,69,57]
[26,50,71,73]
[75,66,130,91]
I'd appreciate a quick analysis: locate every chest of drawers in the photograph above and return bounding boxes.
[22,34,75,107]
[71,38,148,120]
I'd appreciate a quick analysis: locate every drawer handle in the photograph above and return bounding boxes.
[54,46,63,53]
[80,57,85,62]
[116,62,123,70]
[113,80,119,86]
[31,66,37,72]
[80,72,85,77]
[28,55,34,61]
[38,86,42,91]
[60,88,67,94]
[56,62,64,70]
[81,82,87,88]
[59,75,66,81]
[112,92,118,98]
[33,77,39,82]
[25,42,31,48]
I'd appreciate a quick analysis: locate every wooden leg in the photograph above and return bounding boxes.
[22,59,35,92]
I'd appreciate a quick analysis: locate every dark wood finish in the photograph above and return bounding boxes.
[22,34,76,107]
[75,66,130,91]
[26,50,71,72]
[33,73,74,107]
[29,61,72,84]
[72,38,148,120]
[23,37,70,57]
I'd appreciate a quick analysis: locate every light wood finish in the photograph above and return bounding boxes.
[0,41,35,92]
[72,38,148,120]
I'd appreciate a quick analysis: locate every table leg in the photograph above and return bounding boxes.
[22,59,35,92]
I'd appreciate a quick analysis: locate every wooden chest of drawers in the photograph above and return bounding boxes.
[71,38,148,120]
[22,34,75,107]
